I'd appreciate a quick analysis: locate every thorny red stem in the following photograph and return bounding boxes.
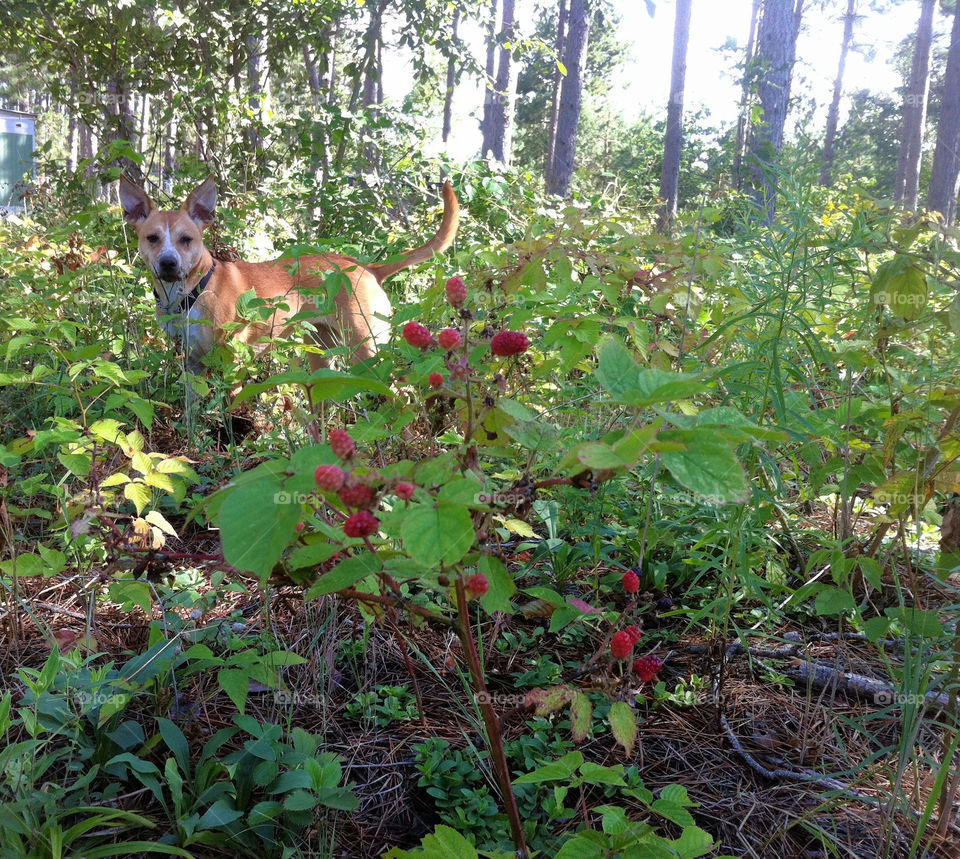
[453,577,529,859]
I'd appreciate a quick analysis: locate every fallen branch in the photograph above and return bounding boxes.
[785,659,953,711]
[719,709,880,803]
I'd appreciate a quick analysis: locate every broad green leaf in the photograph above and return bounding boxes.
[305,552,382,598]
[219,479,301,578]
[218,669,251,714]
[399,502,474,568]
[660,431,749,504]
[478,555,515,613]
[382,825,479,859]
[513,751,583,784]
[608,701,637,757]
[569,692,592,742]
[815,586,856,616]
[871,255,927,320]
[233,369,391,405]
[123,482,152,514]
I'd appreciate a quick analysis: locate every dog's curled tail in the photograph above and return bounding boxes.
[367,181,460,283]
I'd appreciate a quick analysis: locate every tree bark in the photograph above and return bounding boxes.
[820,0,856,187]
[734,0,762,191]
[487,0,518,164]
[545,0,568,179]
[658,0,692,230]
[894,0,935,208]
[928,0,960,224]
[546,0,590,197]
[480,0,500,157]
[442,8,462,144]
[303,43,322,107]
[748,0,804,221]
[246,30,265,160]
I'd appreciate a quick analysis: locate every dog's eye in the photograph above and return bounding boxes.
[179,236,192,245]
[146,234,159,243]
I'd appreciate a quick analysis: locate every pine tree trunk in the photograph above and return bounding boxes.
[894,0,935,208]
[442,8,461,144]
[748,0,803,221]
[327,22,339,105]
[658,0,692,230]
[546,0,590,197]
[820,0,856,187]
[928,0,960,224]
[545,0,568,179]
[488,0,518,164]
[734,0,762,190]
[481,0,500,157]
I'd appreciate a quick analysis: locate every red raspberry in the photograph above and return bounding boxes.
[314,464,346,491]
[339,483,375,510]
[438,328,462,350]
[403,321,433,349]
[445,275,467,307]
[395,482,416,501]
[343,510,379,539]
[624,624,642,645]
[296,522,306,532]
[490,330,529,357]
[465,573,489,598]
[428,372,444,388]
[632,654,664,682]
[611,630,634,660]
[622,570,640,594]
[328,428,356,460]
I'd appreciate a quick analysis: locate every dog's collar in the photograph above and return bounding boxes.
[154,262,216,313]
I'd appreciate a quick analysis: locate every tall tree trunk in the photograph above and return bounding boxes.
[734,0,762,191]
[748,0,803,222]
[163,114,177,193]
[67,81,78,174]
[546,0,590,197]
[246,31,265,164]
[480,0,500,156]
[326,22,339,105]
[894,0,935,208]
[820,0,856,187]
[488,0,518,164]
[928,0,960,224]
[303,44,322,107]
[658,0,692,230]
[442,8,461,144]
[545,0,568,179]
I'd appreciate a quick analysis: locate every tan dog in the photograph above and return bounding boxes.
[119,175,459,375]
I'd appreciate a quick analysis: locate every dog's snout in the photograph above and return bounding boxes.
[156,256,179,281]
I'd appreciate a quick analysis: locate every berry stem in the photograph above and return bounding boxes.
[453,577,529,859]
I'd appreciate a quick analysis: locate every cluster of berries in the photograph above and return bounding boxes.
[312,428,417,540]
[608,568,664,682]
[402,276,531,389]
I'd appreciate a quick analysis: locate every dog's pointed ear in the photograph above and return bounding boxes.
[118,175,154,225]
[184,175,217,227]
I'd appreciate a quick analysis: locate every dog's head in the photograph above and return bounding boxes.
[119,175,216,284]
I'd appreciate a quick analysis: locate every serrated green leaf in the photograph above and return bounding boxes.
[399,501,474,567]
[304,552,382,598]
[608,701,636,757]
[124,481,152,514]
